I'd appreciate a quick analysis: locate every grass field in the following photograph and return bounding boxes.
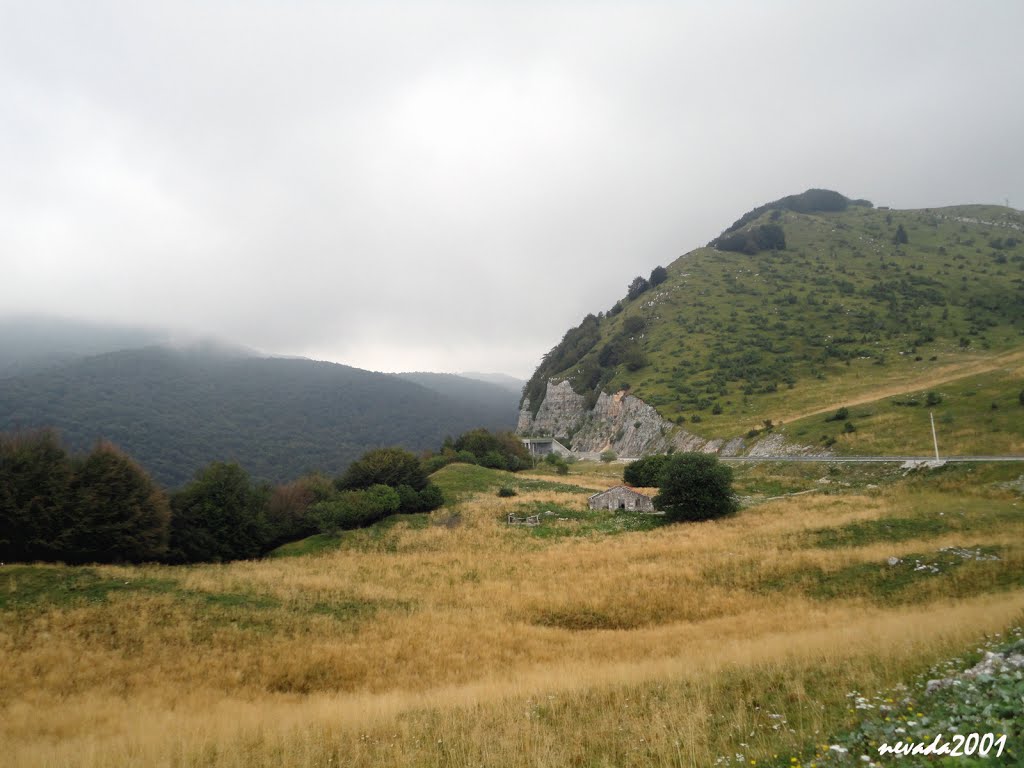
[3,461,1023,766]
[780,359,1024,455]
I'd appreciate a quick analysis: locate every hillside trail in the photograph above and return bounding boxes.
[775,348,1024,426]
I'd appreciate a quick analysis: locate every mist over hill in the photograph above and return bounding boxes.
[395,371,522,426]
[0,315,171,378]
[0,345,519,487]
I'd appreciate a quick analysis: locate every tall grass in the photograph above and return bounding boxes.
[3,467,1022,766]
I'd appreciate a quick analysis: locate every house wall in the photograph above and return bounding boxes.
[588,487,654,512]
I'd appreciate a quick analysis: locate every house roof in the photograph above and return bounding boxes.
[587,485,652,501]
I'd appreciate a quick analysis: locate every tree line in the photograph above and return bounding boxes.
[1,426,530,565]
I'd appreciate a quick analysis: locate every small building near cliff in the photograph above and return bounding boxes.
[588,485,655,512]
[521,437,573,458]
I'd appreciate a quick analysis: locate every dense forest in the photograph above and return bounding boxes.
[0,346,519,487]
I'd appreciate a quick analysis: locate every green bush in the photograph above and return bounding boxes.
[497,486,517,498]
[653,453,738,523]
[168,462,269,563]
[600,450,617,463]
[312,484,400,533]
[1,432,171,564]
[825,406,849,422]
[64,443,171,564]
[623,454,671,487]
[337,447,428,492]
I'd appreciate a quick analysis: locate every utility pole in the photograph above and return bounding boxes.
[930,410,940,461]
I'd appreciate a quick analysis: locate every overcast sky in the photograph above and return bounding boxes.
[2,1,1022,378]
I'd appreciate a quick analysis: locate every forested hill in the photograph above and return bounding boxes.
[521,190,1024,442]
[395,371,522,426]
[0,346,517,487]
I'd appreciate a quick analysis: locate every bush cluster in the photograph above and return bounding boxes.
[423,428,533,474]
[1,431,170,563]
[1,431,446,565]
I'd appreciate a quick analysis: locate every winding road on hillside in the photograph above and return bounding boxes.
[765,348,1024,427]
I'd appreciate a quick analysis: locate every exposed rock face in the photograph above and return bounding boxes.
[517,380,710,457]
[518,379,829,458]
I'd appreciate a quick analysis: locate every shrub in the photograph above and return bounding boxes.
[312,484,401,533]
[623,315,646,335]
[497,486,517,498]
[265,473,333,547]
[451,429,531,471]
[337,447,428,492]
[825,406,850,422]
[653,453,739,523]
[1,431,170,564]
[623,454,671,487]
[649,265,668,286]
[0,429,74,562]
[64,443,171,564]
[392,481,441,515]
[627,276,650,301]
[168,462,269,563]
[926,391,943,406]
[600,450,617,463]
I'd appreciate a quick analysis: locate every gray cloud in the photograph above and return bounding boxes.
[2,0,1022,378]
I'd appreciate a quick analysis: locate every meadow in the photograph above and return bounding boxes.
[2,460,1023,767]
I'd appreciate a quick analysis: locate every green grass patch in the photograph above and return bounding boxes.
[782,365,1024,456]
[0,565,177,610]
[716,545,1019,605]
[431,462,593,502]
[268,533,342,559]
[269,513,432,559]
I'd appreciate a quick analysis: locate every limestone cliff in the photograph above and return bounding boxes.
[517,380,826,458]
[517,381,717,457]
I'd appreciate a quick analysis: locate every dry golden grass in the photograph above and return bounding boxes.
[3,474,1023,767]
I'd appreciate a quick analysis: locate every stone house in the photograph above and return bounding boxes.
[588,485,655,512]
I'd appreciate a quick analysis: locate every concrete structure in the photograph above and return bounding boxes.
[507,513,541,526]
[520,437,573,458]
[588,485,655,512]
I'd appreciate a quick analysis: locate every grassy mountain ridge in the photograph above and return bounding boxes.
[0,346,517,487]
[522,192,1024,448]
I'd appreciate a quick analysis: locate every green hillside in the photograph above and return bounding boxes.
[0,346,518,487]
[523,191,1024,445]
